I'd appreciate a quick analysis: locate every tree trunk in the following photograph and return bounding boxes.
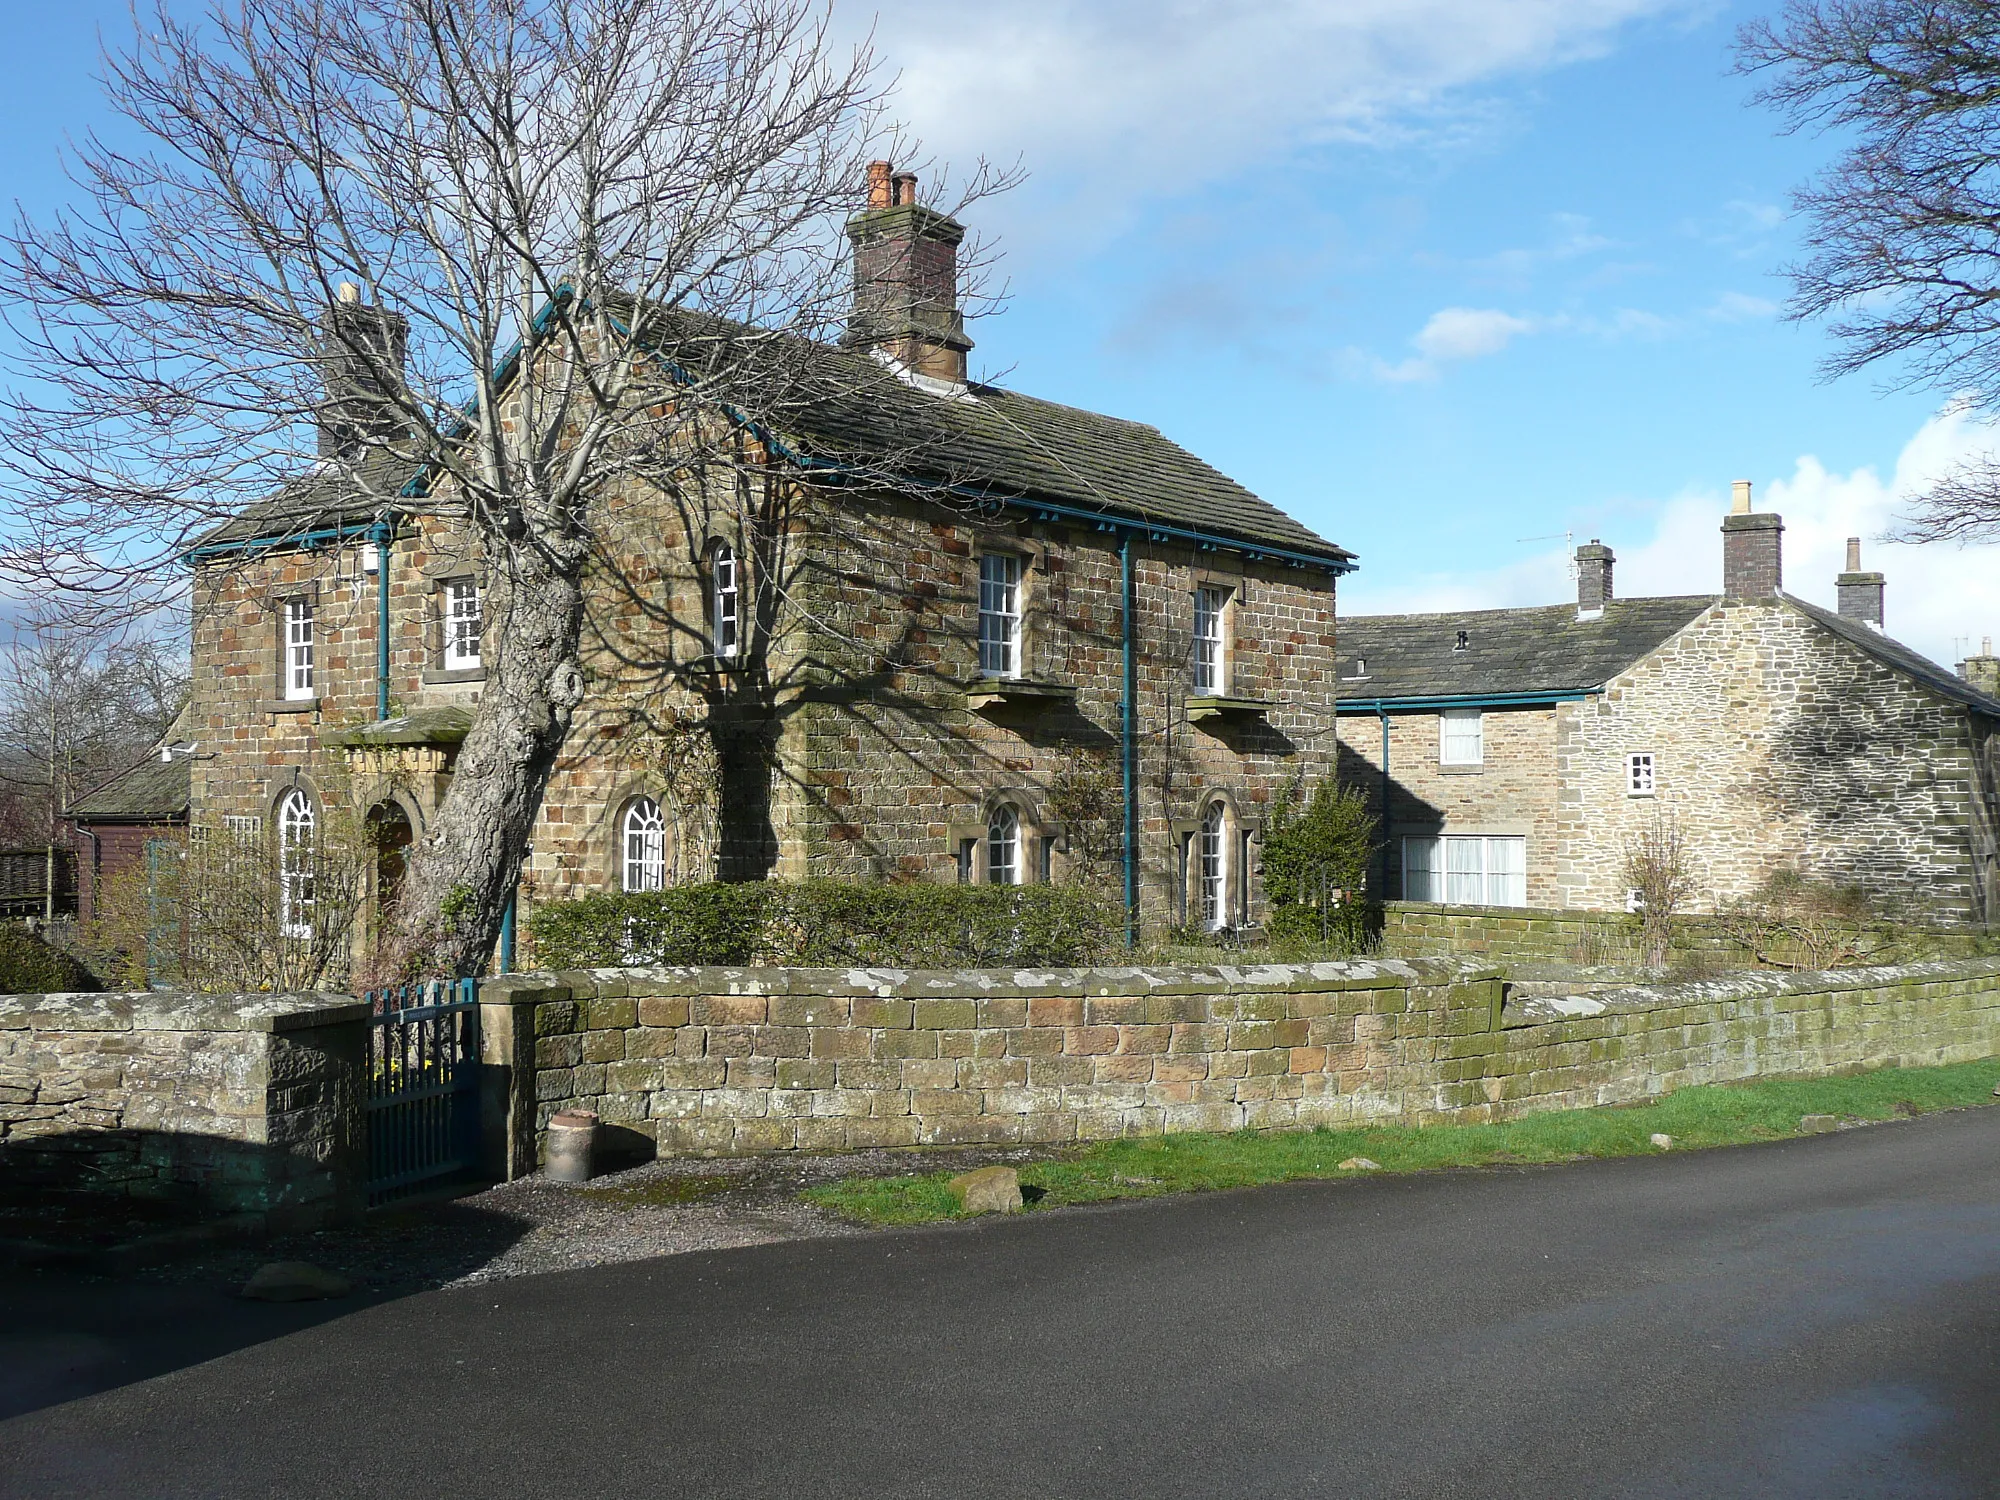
[384,547,587,979]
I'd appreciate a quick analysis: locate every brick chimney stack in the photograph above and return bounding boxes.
[1721,479,1783,598]
[319,281,410,459]
[1575,539,1613,620]
[1835,535,1886,629]
[843,162,974,385]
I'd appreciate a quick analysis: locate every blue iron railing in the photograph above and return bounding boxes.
[364,977,481,1205]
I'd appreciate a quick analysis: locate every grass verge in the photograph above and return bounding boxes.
[800,1059,2000,1227]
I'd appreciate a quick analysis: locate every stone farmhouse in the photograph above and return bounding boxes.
[1334,484,2000,926]
[182,164,1354,949]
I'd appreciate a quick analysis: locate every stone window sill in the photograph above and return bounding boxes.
[1438,763,1483,775]
[422,665,488,685]
[263,698,319,714]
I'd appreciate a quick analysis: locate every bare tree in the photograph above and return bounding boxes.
[0,0,1011,975]
[0,615,187,915]
[1622,809,1696,971]
[1740,2,2000,539]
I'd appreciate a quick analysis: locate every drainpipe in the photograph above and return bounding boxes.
[1378,708,1392,900]
[1121,530,1139,949]
[499,892,516,973]
[372,519,392,721]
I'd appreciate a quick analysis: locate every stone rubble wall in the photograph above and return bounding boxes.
[0,992,368,1228]
[489,953,2000,1163]
[1377,899,1983,968]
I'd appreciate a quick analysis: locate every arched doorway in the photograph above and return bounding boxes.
[366,800,414,935]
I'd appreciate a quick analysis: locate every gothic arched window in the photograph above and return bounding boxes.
[622,797,667,892]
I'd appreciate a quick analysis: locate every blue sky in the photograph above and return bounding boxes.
[5,0,1996,665]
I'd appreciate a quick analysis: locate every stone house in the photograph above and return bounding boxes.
[1334,484,2000,926]
[184,164,1354,949]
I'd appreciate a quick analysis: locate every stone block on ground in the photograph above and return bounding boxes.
[1799,1114,1841,1134]
[240,1261,352,1302]
[1337,1157,1381,1171]
[948,1165,1023,1215]
[1649,1133,1673,1150]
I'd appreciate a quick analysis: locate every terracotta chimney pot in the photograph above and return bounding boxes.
[866,161,893,209]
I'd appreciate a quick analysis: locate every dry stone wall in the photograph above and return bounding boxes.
[0,991,367,1228]
[488,953,2000,1164]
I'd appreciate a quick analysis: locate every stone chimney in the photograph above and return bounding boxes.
[842,162,973,385]
[1721,479,1783,599]
[1835,536,1886,629]
[1961,637,2000,697]
[1575,539,1613,620]
[319,282,410,459]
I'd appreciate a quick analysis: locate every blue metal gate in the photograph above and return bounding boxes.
[365,977,481,1205]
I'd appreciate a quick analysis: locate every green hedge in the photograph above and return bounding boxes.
[528,880,1119,970]
[0,925,100,994]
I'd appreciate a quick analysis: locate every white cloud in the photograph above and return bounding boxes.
[859,0,1697,252]
[1341,405,2000,670]
[1371,306,1536,381]
[1705,291,1779,322]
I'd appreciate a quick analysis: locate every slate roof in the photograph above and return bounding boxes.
[1334,596,1718,703]
[196,316,1350,564]
[66,753,191,823]
[1786,595,2000,717]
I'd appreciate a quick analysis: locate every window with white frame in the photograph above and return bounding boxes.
[276,789,316,938]
[282,598,315,700]
[1439,709,1483,766]
[1627,752,1655,797]
[622,797,666,892]
[710,542,740,659]
[444,579,483,670]
[1402,835,1526,907]
[222,813,262,845]
[987,803,1019,884]
[1192,586,1226,694]
[977,553,1020,678]
[1198,801,1227,930]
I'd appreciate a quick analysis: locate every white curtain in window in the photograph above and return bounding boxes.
[1440,709,1482,764]
[623,797,666,892]
[1485,835,1527,906]
[1444,836,1486,905]
[1402,836,1437,902]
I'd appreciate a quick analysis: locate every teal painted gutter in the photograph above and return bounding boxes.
[1336,689,1596,715]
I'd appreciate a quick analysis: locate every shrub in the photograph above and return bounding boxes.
[1260,774,1378,953]
[0,924,100,994]
[527,880,1118,969]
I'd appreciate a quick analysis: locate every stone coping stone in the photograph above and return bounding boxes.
[487,958,1498,1005]
[1499,957,2000,1030]
[0,991,368,1033]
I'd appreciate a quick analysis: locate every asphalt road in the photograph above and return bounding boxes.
[5,1109,2000,1499]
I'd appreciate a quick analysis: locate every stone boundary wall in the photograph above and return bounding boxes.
[483,955,2000,1165]
[1377,900,1981,968]
[0,991,367,1229]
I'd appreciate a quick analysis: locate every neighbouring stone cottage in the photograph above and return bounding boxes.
[1335,483,2000,926]
[182,163,1354,950]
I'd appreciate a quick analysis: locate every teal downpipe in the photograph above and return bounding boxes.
[1121,531,1138,948]
[1378,708,1392,900]
[373,520,392,721]
[499,894,516,974]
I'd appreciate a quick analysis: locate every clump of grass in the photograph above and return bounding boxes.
[582,1173,733,1209]
[801,1059,2000,1226]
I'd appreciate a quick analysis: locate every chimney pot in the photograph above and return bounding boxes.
[1731,479,1753,514]
[1575,539,1614,618]
[892,171,919,206]
[337,281,360,304]
[1836,536,1885,628]
[1963,637,2000,697]
[865,161,893,210]
[319,293,410,459]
